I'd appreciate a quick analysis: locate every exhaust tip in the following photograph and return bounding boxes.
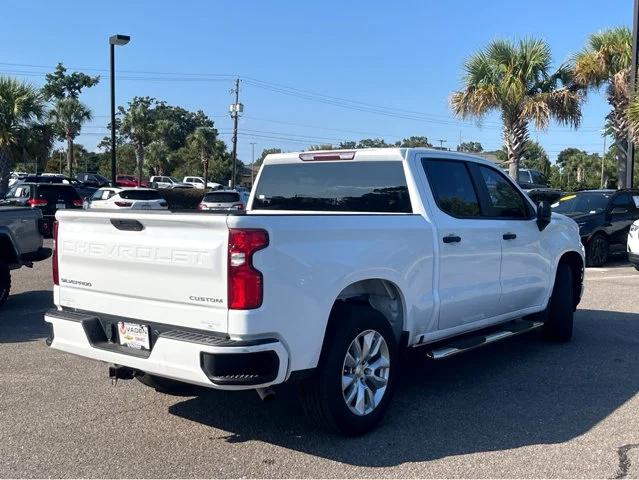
[256,387,276,402]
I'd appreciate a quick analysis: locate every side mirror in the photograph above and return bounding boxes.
[536,201,551,231]
[610,207,628,215]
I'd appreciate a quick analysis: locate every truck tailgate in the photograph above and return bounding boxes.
[55,210,229,333]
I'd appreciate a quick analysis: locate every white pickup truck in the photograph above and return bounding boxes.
[45,148,584,435]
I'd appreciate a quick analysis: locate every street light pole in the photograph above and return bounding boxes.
[627,0,639,188]
[601,131,607,189]
[109,34,130,186]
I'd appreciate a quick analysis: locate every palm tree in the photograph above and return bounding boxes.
[119,97,157,184]
[573,27,632,188]
[0,77,46,194]
[49,97,92,177]
[187,126,218,184]
[451,38,582,180]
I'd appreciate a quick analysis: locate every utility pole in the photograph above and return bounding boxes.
[229,78,243,189]
[249,142,257,186]
[437,139,447,150]
[627,0,639,188]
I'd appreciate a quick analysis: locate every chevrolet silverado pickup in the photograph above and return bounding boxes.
[45,148,585,435]
[0,207,51,308]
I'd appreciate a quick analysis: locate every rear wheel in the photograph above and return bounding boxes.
[586,234,608,267]
[0,262,10,309]
[543,263,574,342]
[136,373,203,396]
[299,303,398,436]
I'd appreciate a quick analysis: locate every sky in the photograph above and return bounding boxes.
[0,0,633,163]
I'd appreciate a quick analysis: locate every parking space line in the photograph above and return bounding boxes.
[585,274,639,281]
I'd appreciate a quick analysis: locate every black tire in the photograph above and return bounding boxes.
[543,263,574,342]
[0,262,10,309]
[586,234,608,267]
[299,303,398,436]
[136,373,203,396]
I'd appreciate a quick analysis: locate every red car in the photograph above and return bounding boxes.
[116,175,150,188]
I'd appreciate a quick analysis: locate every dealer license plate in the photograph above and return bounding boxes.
[118,321,150,350]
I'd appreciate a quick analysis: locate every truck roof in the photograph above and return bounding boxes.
[262,147,497,167]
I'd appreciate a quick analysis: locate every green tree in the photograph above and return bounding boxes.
[556,147,586,168]
[574,27,632,187]
[49,97,92,176]
[338,141,357,149]
[187,126,218,182]
[396,136,432,148]
[520,140,550,176]
[309,144,334,150]
[119,97,158,183]
[457,141,483,153]
[256,148,282,166]
[451,38,582,180]
[357,138,389,149]
[0,77,47,194]
[43,63,100,100]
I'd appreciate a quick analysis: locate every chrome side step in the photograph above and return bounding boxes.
[426,320,544,360]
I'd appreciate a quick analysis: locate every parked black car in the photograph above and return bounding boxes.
[16,175,97,199]
[76,172,111,188]
[551,189,639,266]
[0,183,84,237]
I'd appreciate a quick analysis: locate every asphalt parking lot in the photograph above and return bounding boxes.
[2,249,639,478]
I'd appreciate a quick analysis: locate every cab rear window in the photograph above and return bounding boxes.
[252,161,412,213]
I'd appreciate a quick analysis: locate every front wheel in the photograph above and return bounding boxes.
[543,263,574,342]
[0,262,10,309]
[299,304,398,435]
[586,234,608,267]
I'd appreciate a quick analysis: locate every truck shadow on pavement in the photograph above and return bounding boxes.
[0,290,52,343]
[169,308,639,467]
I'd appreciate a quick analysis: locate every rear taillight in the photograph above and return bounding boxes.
[228,228,268,309]
[232,203,244,210]
[72,199,84,207]
[52,221,59,286]
[27,198,48,207]
[114,201,133,207]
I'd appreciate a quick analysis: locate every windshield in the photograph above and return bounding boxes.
[551,192,611,215]
[169,177,180,183]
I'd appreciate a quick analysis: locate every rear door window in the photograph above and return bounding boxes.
[422,159,481,217]
[36,185,81,203]
[203,192,240,203]
[253,161,412,213]
[611,193,635,211]
[119,190,162,200]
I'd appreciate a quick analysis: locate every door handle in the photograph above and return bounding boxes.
[443,235,461,244]
[503,233,517,240]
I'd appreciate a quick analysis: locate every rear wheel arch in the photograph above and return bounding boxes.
[331,278,406,343]
[0,233,19,265]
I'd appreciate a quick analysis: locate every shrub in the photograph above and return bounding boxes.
[159,188,206,210]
